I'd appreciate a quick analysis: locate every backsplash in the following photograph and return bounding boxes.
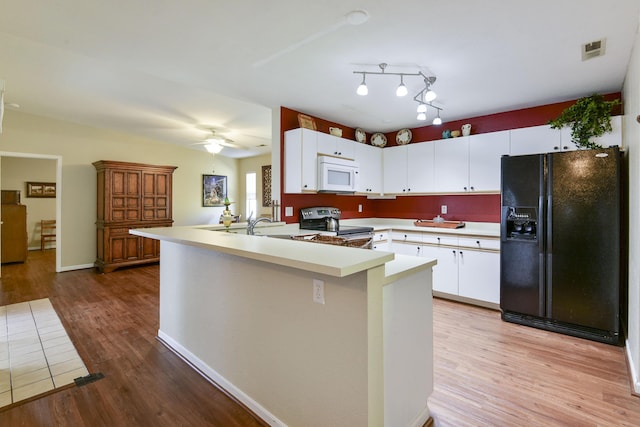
[282,193,500,223]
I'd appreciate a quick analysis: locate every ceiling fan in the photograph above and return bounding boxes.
[191,128,247,153]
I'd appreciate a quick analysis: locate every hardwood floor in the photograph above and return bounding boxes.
[1,251,638,426]
[429,298,640,426]
[0,250,266,426]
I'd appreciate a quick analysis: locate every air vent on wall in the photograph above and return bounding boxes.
[582,39,606,61]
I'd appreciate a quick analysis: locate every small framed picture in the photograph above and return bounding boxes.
[202,175,227,207]
[26,181,56,198]
[297,113,317,130]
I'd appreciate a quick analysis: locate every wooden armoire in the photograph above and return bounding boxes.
[93,160,177,273]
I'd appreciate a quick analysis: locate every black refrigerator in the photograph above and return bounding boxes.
[500,146,626,345]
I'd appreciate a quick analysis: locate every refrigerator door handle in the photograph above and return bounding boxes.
[545,154,553,318]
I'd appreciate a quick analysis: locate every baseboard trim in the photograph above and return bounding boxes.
[625,337,640,396]
[57,263,94,272]
[157,330,285,427]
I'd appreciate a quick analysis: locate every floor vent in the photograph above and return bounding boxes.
[582,39,606,61]
[74,372,105,387]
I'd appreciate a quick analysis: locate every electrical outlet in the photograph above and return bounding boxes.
[313,279,325,304]
[441,205,448,214]
[285,206,293,217]
[358,204,363,213]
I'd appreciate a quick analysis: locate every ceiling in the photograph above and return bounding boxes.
[0,1,638,158]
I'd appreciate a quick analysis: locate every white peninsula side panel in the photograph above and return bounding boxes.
[151,236,434,427]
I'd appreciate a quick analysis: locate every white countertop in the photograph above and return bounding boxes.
[132,217,496,279]
[132,224,399,278]
[339,218,500,238]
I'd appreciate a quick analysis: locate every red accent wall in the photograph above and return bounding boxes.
[279,93,622,224]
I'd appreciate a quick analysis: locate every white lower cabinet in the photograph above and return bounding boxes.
[390,230,500,306]
[372,230,391,251]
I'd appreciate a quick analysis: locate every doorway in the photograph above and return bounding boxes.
[0,152,62,275]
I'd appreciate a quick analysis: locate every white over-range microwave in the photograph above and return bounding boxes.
[317,155,359,193]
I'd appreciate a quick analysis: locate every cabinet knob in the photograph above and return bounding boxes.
[407,188,411,192]
[554,146,560,150]
[463,186,468,191]
[437,237,440,242]
[303,184,308,188]
[562,146,568,150]
[470,186,474,191]
[476,240,480,247]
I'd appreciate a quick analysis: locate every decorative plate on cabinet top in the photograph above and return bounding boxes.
[396,128,412,145]
[355,128,366,143]
[370,132,387,147]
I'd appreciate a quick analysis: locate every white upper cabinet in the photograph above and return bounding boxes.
[509,116,622,157]
[354,143,382,194]
[434,136,470,193]
[284,128,318,193]
[317,132,355,159]
[383,143,435,194]
[560,115,622,149]
[510,125,564,155]
[468,130,510,192]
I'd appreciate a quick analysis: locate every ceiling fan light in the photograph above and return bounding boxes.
[417,112,427,121]
[205,143,223,153]
[432,116,442,125]
[417,103,427,113]
[424,89,437,102]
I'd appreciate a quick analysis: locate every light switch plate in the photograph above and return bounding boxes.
[285,206,293,217]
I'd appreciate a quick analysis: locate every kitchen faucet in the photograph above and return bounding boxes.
[247,217,273,235]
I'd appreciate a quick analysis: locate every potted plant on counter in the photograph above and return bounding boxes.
[548,93,620,149]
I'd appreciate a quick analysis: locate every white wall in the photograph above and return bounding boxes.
[0,109,240,270]
[623,20,640,394]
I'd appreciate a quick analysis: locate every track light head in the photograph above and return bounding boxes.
[356,74,368,96]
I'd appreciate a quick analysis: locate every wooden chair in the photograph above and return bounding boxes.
[41,220,56,251]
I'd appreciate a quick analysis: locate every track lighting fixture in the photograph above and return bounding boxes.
[353,63,443,123]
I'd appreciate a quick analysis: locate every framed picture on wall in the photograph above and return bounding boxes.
[202,175,227,207]
[26,181,56,198]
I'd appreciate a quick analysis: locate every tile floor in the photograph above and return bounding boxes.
[0,298,89,408]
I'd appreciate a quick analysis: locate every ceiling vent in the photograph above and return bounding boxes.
[582,39,606,61]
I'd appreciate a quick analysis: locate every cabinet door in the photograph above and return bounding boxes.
[434,137,469,192]
[383,145,408,194]
[284,128,318,193]
[468,130,510,191]
[422,235,459,295]
[108,227,141,263]
[510,125,561,155]
[317,133,355,158]
[142,171,171,221]
[458,249,500,304]
[407,142,435,193]
[355,143,382,194]
[109,169,141,222]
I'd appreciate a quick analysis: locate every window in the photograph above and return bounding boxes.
[246,172,257,220]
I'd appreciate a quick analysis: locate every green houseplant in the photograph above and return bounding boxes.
[548,94,620,149]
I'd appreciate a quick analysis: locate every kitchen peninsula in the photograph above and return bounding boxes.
[131,223,436,427]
